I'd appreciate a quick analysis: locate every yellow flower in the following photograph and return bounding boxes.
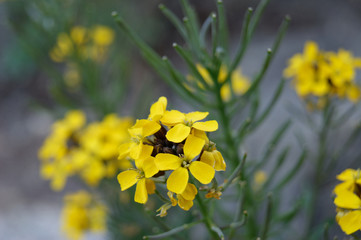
[61,191,106,240]
[50,33,74,62]
[118,119,161,159]
[333,168,361,235]
[80,157,106,187]
[253,170,267,190]
[192,129,226,171]
[167,183,198,211]
[334,190,361,234]
[81,115,133,160]
[70,26,88,46]
[190,64,250,101]
[284,41,361,104]
[38,110,86,191]
[117,145,158,204]
[148,96,168,122]
[334,169,361,195]
[155,134,215,193]
[91,25,115,47]
[161,110,218,143]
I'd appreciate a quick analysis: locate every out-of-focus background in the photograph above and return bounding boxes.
[1,0,361,239]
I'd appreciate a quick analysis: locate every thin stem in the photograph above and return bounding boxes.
[221,153,247,192]
[195,194,222,239]
[260,194,273,240]
[143,220,202,240]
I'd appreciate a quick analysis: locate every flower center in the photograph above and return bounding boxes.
[183,119,193,127]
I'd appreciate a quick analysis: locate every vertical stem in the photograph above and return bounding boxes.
[211,69,241,167]
[305,101,333,237]
[195,194,220,239]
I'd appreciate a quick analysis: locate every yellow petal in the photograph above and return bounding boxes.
[185,111,209,122]
[117,170,139,191]
[145,179,156,195]
[135,145,154,169]
[166,124,191,143]
[177,194,193,211]
[213,151,226,171]
[346,84,361,102]
[334,190,361,209]
[130,142,143,159]
[189,161,215,184]
[181,183,197,201]
[220,84,231,102]
[184,134,205,160]
[134,178,148,204]
[193,120,218,132]
[200,151,215,168]
[334,181,354,195]
[338,210,361,235]
[149,96,167,121]
[142,120,161,137]
[167,167,189,194]
[142,157,159,178]
[191,129,209,141]
[337,169,357,181]
[155,153,182,170]
[161,110,185,126]
[128,127,143,138]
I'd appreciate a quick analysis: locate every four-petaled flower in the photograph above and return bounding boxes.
[161,110,218,143]
[117,145,158,203]
[155,134,215,193]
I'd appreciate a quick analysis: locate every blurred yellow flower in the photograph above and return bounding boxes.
[188,64,250,101]
[91,25,115,46]
[61,191,106,240]
[39,111,133,190]
[284,41,361,105]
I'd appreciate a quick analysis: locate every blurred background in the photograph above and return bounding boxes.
[1,0,361,239]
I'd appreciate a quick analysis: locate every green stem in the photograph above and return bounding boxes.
[212,68,240,167]
[195,194,222,239]
[305,101,334,237]
[143,220,202,240]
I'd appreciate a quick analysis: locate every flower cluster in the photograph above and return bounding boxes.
[284,41,361,107]
[188,64,250,101]
[61,191,106,240]
[39,110,132,190]
[333,168,361,234]
[117,96,225,215]
[49,25,115,88]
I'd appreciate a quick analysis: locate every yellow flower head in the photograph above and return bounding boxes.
[61,191,106,240]
[161,110,218,143]
[167,183,198,211]
[155,134,215,194]
[284,41,361,105]
[39,111,133,190]
[193,129,226,171]
[333,168,361,235]
[91,25,115,47]
[188,64,250,102]
[116,96,223,213]
[117,145,158,203]
[50,25,114,64]
[148,96,168,122]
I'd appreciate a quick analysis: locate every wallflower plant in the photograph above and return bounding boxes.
[33,0,361,239]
